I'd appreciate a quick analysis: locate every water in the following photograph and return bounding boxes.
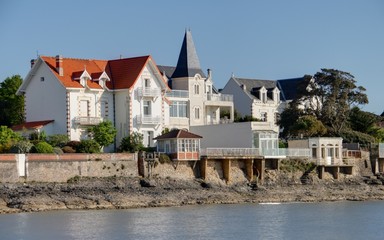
[1,201,384,240]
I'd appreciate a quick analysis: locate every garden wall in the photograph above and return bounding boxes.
[0,153,137,183]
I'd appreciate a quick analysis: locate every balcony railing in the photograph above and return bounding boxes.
[74,116,103,125]
[166,90,189,98]
[206,93,233,102]
[200,147,311,158]
[136,115,161,125]
[137,87,161,98]
[201,148,260,157]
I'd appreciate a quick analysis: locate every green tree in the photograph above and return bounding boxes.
[118,132,144,152]
[0,75,24,127]
[89,120,117,149]
[348,107,377,134]
[290,115,327,137]
[305,69,368,135]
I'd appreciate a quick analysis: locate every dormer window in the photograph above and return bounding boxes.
[261,92,267,103]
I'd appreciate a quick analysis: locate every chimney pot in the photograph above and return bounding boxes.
[30,59,36,68]
[56,55,63,76]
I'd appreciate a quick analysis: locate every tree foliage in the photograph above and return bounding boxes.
[0,75,24,127]
[0,126,21,145]
[89,120,117,149]
[279,69,370,140]
[118,132,144,152]
[306,69,368,135]
[76,139,101,153]
[290,115,327,138]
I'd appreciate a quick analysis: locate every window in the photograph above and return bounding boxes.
[194,107,200,119]
[170,101,187,117]
[194,84,200,95]
[101,101,108,119]
[80,100,89,117]
[261,92,267,103]
[260,112,267,122]
[274,112,280,124]
[40,77,45,82]
[144,78,150,88]
[143,100,151,115]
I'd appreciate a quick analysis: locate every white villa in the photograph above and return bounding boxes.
[15,30,235,151]
[221,76,304,131]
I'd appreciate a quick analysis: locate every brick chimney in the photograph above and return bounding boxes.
[55,55,63,76]
[30,59,35,68]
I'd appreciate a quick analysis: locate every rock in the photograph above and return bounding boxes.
[201,181,212,189]
[140,179,156,187]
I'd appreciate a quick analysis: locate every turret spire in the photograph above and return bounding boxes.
[172,30,206,78]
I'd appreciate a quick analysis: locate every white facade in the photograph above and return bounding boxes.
[22,60,67,136]
[190,121,278,149]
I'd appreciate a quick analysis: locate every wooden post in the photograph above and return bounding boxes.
[255,159,265,184]
[245,159,254,181]
[318,166,324,179]
[200,158,207,180]
[222,159,231,183]
[333,166,340,179]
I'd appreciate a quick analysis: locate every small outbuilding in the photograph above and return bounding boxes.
[288,137,343,165]
[154,129,202,161]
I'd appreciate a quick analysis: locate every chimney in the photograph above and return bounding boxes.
[56,55,63,76]
[30,59,36,68]
[207,68,212,79]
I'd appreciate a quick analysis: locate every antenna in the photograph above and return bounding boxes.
[36,50,39,57]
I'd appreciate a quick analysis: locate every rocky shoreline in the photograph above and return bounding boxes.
[2,171,384,214]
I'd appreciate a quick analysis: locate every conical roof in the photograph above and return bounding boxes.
[171,30,206,78]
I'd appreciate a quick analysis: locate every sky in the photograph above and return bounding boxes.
[0,0,383,114]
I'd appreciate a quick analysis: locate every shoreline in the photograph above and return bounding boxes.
[2,174,384,214]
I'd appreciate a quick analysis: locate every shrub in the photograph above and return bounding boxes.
[47,134,69,148]
[118,132,144,152]
[76,139,101,153]
[34,142,54,153]
[66,141,81,149]
[159,153,171,164]
[62,146,76,153]
[9,140,34,153]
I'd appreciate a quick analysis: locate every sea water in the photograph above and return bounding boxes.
[1,201,384,240]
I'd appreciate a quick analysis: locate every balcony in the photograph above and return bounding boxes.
[74,116,103,126]
[137,87,161,98]
[166,90,189,98]
[206,93,233,102]
[136,115,161,125]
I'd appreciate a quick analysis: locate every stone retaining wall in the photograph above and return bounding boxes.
[0,153,137,183]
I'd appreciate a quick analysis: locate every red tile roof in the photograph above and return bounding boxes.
[11,120,54,131]
[41,56,107,89]
[40,55,163,90]
[106,55,151,89]
[154,129,202,140]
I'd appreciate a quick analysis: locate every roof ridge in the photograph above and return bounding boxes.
[108,55,151,62]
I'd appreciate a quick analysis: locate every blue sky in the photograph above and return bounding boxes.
[1,0,383,114]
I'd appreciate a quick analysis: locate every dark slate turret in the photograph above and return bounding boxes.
[171,30,206,78]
